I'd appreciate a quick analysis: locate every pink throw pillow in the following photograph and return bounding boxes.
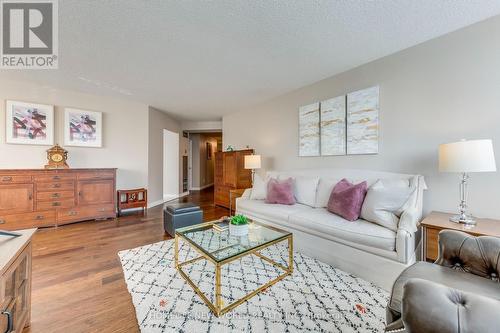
[266,178,296,205]
[327,178,367,221]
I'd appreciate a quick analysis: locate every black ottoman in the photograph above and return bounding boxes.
[163,203,203,236]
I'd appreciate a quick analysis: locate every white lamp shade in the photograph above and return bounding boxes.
[439,139,497,173]
[244,155,261,169]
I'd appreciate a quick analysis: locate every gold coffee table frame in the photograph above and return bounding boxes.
[174,222,293,317]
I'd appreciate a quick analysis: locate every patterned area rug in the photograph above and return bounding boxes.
[118,239,389,333]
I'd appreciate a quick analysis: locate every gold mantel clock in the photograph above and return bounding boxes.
[45,144,69,169]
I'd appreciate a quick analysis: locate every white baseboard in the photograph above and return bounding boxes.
[148,199,165,208]
[147,192,190,208]
[190,183,214,191]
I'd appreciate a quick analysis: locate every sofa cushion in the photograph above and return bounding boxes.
[289,208,396,251]
[388,262,500,317]
[327,179,367,221]
[292,176,320,207]
[250,174,268,200]
[237,198,312,223]
[361,178,415,231]
[314,178,340,208]
[266,178,296,205]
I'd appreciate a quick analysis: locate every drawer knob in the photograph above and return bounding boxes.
[52,202,61,207]
[1,176,12,182]
[35,215,44,220]
[53,176,61,180]
[0,219,5,224]
[69,211,78,216]
[53,184,61,188]
[52,193,60,198]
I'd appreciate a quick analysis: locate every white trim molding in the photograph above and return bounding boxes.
[147,192,190,208]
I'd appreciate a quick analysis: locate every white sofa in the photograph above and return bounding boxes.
[236,168,427,290]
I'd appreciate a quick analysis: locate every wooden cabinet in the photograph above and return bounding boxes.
[0,169,116,231]
[214,150,253,208]
[0,229,36,333]
[0,184,33,215]
[78,180,114,206]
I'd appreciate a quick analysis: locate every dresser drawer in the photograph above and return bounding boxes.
[36,181,75,191]
[37,199,75,210]
[34,174,76,182]
[0,211,56,230]
[57,204,115,224]
[36,190,75,201]
[0,175,31,184]
[78,171,115,181]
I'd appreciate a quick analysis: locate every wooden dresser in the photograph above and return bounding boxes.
[214,150,253,209]
[0,169,116,231]
[0,228,36,333]
[421,211,500,261]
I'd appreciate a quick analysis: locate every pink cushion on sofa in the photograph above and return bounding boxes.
[327,178,367,221]
[266,178,296,205]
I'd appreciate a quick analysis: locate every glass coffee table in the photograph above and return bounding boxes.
[175,220,293,317]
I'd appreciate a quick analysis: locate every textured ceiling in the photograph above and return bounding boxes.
[2,0,500,120]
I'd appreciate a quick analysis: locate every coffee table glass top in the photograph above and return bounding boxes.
[176,221,291,263]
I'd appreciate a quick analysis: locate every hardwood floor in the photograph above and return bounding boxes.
[24,187,227,333]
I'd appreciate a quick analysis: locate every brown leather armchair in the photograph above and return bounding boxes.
[385,230,500,333]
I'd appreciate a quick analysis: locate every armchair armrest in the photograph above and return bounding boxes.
[435,230,500,281]
[402,278,500,333]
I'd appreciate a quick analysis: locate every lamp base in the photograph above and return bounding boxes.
[449,214,476,225]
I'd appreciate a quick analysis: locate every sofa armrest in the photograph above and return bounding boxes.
[401,278,500,333]
[435,230,500,280]
[398,207,420,234]
[241,188,251,199]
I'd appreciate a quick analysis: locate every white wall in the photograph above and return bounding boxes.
[147,106,188,205]
[223,16,500,219]
[0,79,149,190]
[182,120,222,132]
[163,129,179,200]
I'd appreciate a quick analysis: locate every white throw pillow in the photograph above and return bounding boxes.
[249,175,268,200]
[361,178,415,231]
[314,178,340,208]
[291,176,320,207]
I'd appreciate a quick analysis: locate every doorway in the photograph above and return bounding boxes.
[163,129,180,201]
[187,132,222,194]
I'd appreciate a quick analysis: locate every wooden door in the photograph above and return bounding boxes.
[223,152,237,188]
[0,184,33,215]
[77,180,114,206]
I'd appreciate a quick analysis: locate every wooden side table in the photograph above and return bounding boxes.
[421,211,500,262]
[229,188,247,215]
[117,188,147,216]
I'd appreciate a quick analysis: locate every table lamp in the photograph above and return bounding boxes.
[439,139,496,225]
[244,154,261,184]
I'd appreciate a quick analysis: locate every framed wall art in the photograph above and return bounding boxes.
[64,108,103,147]
[5,100,54,145]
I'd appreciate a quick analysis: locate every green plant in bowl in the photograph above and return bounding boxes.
[230,214,249,226]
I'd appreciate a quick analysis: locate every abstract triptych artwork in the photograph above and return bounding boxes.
[347,86,379,155]
[299,102,320,157]
[298,86,379,157]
